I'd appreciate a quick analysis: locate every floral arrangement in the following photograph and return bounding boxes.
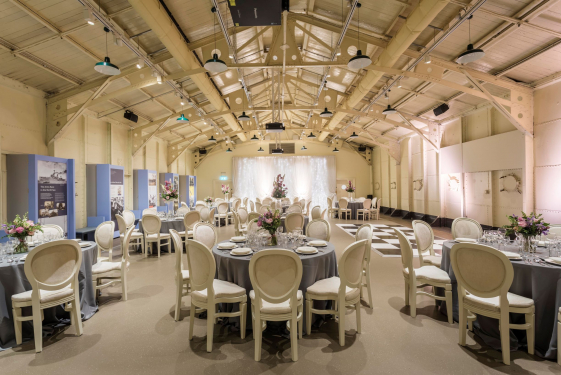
[504,212,550,238]
[271,174,288,199]
[221,184,231,194]
[204,196,213,204]
[2,213,43,253]
[345,180,356,193]
[160,180,178,201]
[256,209,282,245]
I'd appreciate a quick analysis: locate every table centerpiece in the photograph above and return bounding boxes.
[221,184,231,202]
[345,180,356,201]
[2,213,43,253]
[204,196,214,208]
[256,208,282,246]
[503,212,550,255]
[271,174,288,208]
[161,180,179,216]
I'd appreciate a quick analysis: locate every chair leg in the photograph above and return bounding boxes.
[355,302,361,334]
[459,307,467,346]
[409,284,416,318]
[240,302,247,340]
[558,319,561,365]
[32,307,43,353]
[365,269,373,308]
[158,241,161,258]
[290,313,298,361]
[298,305,303,339]
[445,289,453,324]
[404,283,410,306]
[526,313,535,355]
[254,314,262,361]
[338,301,345,346]
[189,302,195,340]
[122,271,128,301]
[306,299,312,334]
[206,305,214,353]
[71,295,83,336]
[13,308,22,345]
[499,313,511,365]
[175,281,182,321]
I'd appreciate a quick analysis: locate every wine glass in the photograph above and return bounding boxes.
[6,241,14,263]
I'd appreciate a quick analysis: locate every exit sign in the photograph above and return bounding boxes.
[219,176,228,180]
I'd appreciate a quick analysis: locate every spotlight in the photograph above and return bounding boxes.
[136,58,144,69]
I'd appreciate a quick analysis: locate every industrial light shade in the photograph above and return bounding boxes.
[272,148,284,154]
[250,134,259,141]
[208,135,217,143]
[347,50,372,70]
[456,44,485,64]
[204,53,228,73]
[333,147,340,152]
[176,114,189,123]
[382,105,397,115]
[226,148,232,153]
[301,145,307,150]
[349,132,359,138]
[238,112,250,122]
[307,132,316,138]
[258,147,264,152]
[94,57,121,76]
[320,108,333,118]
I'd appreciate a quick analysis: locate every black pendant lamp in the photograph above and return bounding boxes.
[238,112,250,121]
[349,132,359,138]
[301,145,307,150]
[257,146,264,152]
[382,90,397,115]
[456,16,485,64]
[307,132,316,138]
[204,8,228,73]
[320,107,333,118]
[250,134,259,141]
[94,27,121,76]
[333,147,340,152]
[208,135,217,143]
[347,4,371,70]
[226,147,232,153]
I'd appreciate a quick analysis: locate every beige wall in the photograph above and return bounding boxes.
[194,141,372,199]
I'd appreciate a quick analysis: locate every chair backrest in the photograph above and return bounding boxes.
[181,201,187,207]
[249,249,303,308]
[115,213,128,235]
[142,208,157,216]
[123,210,136,229]
[337,240,368,296]
[321,209,327,220]
[451,217,482,240]
[209,207,216,222]
[282,198,291,206]
[355,224,373,265]
[249,200,255,212]
[232,211,241,236]
[327,196,333,209]
[338,198,348,209]
[215,198,224,203]
[217,201,229,214]
[24,240,82,293]
[305,201,311,215]
[142,214,162,235]
[263,198,272,206]
[232,199,241,212]
[256,197,261,203]
[192,222,218,250]
[248,212,260,222]
[118,218,134,262]
[306,219,331,241]
[285,212,304,233]
[259,205,271,214]
[42,224,63,239]
[287,204,302,214]
[371,197,377,208]
[185,239,216,299]
[199,206,210,222]
[545,224,561,239]
[255,202,262,212]
[299,199,305,209]
[195,204,205,211]
[450,243,513,301]
[238,207,249,224]
[412,220,435,263]
[293,197,299,204]
[170,229,185,278]
[176,206,190,216]
[95,221,115,253]
[243,197,248,207]
[270,201,277,210]
[395,229,415,277]
[362,199,372,210]
[311,205,321,220]
[184,210,201,230]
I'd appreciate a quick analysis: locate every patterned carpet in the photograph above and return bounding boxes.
[336,223,446,257]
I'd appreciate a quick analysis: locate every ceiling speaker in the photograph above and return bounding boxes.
[433,103,449,117]
[124,110,138,123]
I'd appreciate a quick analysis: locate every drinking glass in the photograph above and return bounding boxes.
[0,244,5,263]
[6,242,14,263]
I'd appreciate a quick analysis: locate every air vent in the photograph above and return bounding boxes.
[228,0,285,26]
[268,143,295,154]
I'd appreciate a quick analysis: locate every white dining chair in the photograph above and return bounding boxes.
[248,212,260,223]
[321,209,327,220]
[263,198,272,206]
[195,203,205,211]
[310,205,322,220]
[249,200,255,212]
[170,229,190,321]
[355,224,373,308]
[238,207,249,229]
[306,219,331,241]
[192,222,218,250]
[285,212,305,234]
[12,240,83,352]
[142,208,157,216]
[123,210,139,231]
[42,224,64,239]
[215,202,229,227]
[116,215,144,256]
[242,197,248,208]
[142,214,170,258]
[259,205,271,215]
[306,240,367,346]
[292,197,299,204]
[412,220,441,267]
[181,201,187,207]
[370,198,381,220]
[179,210,200,241]
[287,204,302,214]
[255,201,262,213]
[451,243,535,365]
[186,239,247,352]
[256,197,261,203]
[338,199,351,220]
[249,249,303,361]
[199,206,211,223]
[298,199,306,210]
[326,197,336,219]
[395,229,453,324]
[176,206,190,216]
[304,201,311,216]
[357,199,372,221]
[232,211,243,237]
[95,221,115,262]
[451,217,483,240]
[93,218,133,303]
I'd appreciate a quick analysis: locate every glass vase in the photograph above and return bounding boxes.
[521,235,536,260]
[166,200,174,217]
[268,233,277,246]
[15,238,29,254]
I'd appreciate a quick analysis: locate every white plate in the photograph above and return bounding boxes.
[230,236,247,243]
[501,251,522,260]
[218,242,236,250]
[231,248,252,256]
[455,238,477,243]
[78,242,91,247]
[308,240,327,247]
[296,246,318,254]
[545,258,561,266]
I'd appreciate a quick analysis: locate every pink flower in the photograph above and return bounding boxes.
[266,218,273,224]
[26,220,34,225]
[9,228,16,234]
[28,231,35,236]
[4,229,9,235]
[518,219,527,227]
[15,227,24,234]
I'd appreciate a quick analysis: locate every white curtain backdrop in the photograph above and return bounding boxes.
[232,156,336,211]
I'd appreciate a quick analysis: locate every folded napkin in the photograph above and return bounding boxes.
[548,257,561,265]
[297,246,317,254]
[218,242,236,249]
[230,236,247,242]
[308,240,327,247]
[19,254,28,262]
[455,238,477,243]
[537,240,546,247]
[231,248,252,255]
[79,242,90,247]
[501,251,521,259]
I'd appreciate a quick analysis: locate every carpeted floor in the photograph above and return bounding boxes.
[0,215,557,374]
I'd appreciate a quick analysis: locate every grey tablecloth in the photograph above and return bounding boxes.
[138,218,184,252]
[335,201,366,220]
[0,242,98,350]
[440,241,560,359]
[280,215,309,234]
[213,238,338,334]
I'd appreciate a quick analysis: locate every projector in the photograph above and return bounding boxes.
[198,148,207,155]
[271,148,284,154]
[266,122,285,133]
[433,103,449,117]
[124,110,138,123]
[358,145,367,152]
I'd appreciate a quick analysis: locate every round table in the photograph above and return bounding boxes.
[280,215,309,234]
[138,218,184,252]
[212,238,338,334]
[0,241,98,350]
[335,201,365,220]
[440,240,561,359]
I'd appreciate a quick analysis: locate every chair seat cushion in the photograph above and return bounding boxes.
[145,233,171,240]
[404,266,450,284]
[177,230,193,237]
[92,261,129,274]
[191,279,246,302]
[120,232,143,239]
[12,286,74,304]
[249,290,302,314]
[306,277,359,301]
[181,269,190,280]
[422,255,442,267]
[464,292,534,312]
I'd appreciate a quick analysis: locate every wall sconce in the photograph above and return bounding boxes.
[413,179,424,191]
[447,175,460,192]
[390,182,397,189]
[374,182,380,190]
[500,173,522,194]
